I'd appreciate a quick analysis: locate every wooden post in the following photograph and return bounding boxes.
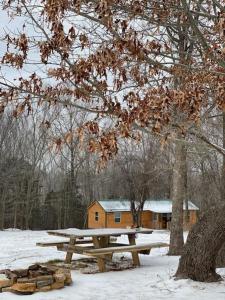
[128,234,140,266]
[65,237,76,263]
[92,236,106,272]
[100,236,113,261]
[99,236,109,247]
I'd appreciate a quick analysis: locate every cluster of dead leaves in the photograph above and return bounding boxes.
[2,0,225,166]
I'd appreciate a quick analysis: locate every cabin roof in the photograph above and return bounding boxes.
[98,199,199,213]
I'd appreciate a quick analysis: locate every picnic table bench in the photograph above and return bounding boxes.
[37,228,169,272]
[83,242,169,256]
[37,238,96,247]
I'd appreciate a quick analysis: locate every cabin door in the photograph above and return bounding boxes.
[162,214,167,229]
[162,213,172,229]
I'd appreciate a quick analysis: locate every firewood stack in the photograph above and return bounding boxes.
[0,264,72,294]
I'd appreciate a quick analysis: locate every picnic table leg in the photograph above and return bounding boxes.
[128,234,140,267]
[99,236,113,261]
[92,237,106,272]
[65,238,76,263]
[100,236,109,247]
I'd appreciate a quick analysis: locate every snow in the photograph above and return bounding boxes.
[143,200,198,213]
[98,199,131,211]
[48,227,153,237]
[0,229,225,300]
[98,199,199,213]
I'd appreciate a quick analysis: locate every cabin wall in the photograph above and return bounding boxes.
[88,202,106,228]
[141,211,152,228]
[106,211,152,228]
[88,201,198,229]
[106,211,133,228]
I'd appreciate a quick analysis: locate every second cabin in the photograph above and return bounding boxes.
[87,199,199,230]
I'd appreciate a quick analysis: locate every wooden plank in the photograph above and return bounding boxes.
[67,244,94,254]
[36,241,69,247]
[36,239,94,247]
[71,239,93,245]
[57,245,94,254]
[84,243,169,255]
[57,243,128,253]
[108,242,129,247]
[58,242,128,253]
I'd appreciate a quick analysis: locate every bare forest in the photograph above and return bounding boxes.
[0,107,223,232]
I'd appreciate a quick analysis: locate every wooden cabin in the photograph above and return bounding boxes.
[87,199,199,230]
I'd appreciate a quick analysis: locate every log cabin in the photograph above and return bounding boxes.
[87,199,199,230]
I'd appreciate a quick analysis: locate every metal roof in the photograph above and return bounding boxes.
[98,199,199,213]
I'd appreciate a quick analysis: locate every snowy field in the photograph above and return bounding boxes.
[0,230,225,300]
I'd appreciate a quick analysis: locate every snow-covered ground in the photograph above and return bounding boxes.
[0,229,225,300]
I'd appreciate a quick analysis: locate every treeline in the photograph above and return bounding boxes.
[0,107,222,230]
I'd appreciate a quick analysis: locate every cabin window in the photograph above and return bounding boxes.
[114,212,121,223]
[95,212,99,221]
[153,213,158,221]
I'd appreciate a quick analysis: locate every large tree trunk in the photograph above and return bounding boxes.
[216,111,225,267]
[168,141,187,255]
[176,205,225,282]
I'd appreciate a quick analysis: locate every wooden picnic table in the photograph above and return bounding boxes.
[44,228,153,272]
[37,228,168,272]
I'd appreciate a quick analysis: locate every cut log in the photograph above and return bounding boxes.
[37,285,52,292]
[2,287,12,293]
[28,264,41,271]
[0,265,72,294]
[11,269,28,278]
[10,282,36,293]
[36,279,54,288]
[53,273,66,283]
[0,274,13,288]
[51,281,64,290]
[17,275,53,284]
[55,269,72,285]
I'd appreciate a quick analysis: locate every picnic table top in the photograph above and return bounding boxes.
[47,228,153,238]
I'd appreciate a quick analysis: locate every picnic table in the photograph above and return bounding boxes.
[37,228,168,272]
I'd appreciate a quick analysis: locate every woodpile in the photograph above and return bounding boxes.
[0,264,72,294]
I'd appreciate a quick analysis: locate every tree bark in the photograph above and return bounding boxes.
[215,111,225,267]
[13,201,18,229]
[221,111,225,201]
[184,171,189,226]
[0,194,5,230]
[168,141,187,255]
[176,205,225,282]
